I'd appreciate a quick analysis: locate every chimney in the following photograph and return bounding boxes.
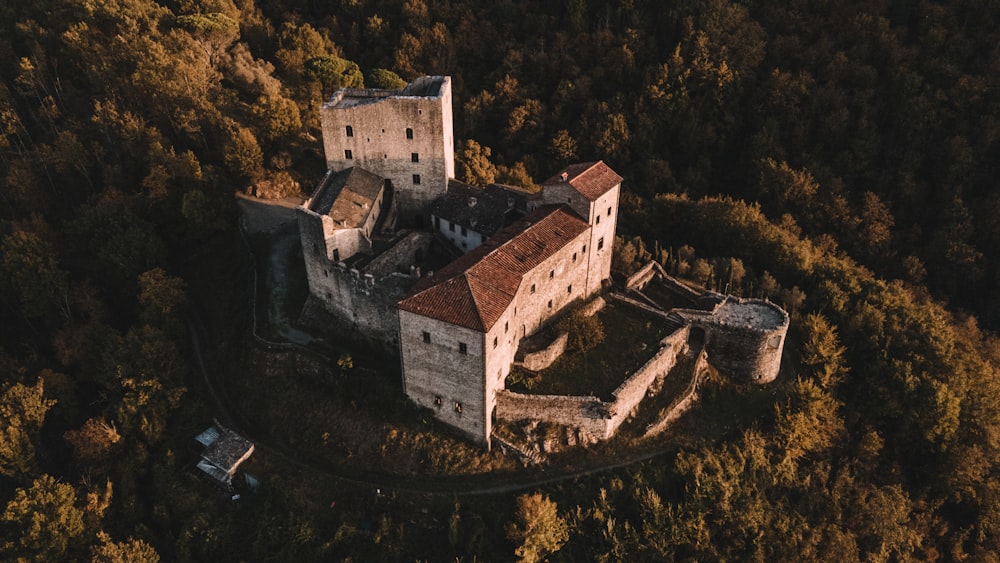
[560,172,569,181]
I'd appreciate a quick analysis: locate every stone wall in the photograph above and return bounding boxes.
[320,76,454,221]
[495,324,690,440]
[399,309,488,445]
[518,332,568,371]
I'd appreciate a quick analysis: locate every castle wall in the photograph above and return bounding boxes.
[677,298,789,384]
[320,77,454,222]
[495,325,690,440]
[518,332,568,371]
[509,229,594,341]
[586,185,620,294]
[399,310,488,445]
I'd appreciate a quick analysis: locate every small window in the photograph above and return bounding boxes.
[549,270,554,279]
[493,336,498,349]
[346,125,353,137]
[596,215,601,224]
[607,206,612,216]
[406,128,414,139]
[333,249,340,262]
[449,222,455,232]
[422,331,431,343]
[461,226,468,236]
[598,237,604,250]
[345,149,353,160]
[434,396,442,407]
[572,252,577,262]
[505,321,508,333]
[454,402,462,414]
[411,152,419,163]
[582,244,587,253]
[530,284,536,294]
[548,300,553,308]
[413,174,421,185]
[459,342,467,355]
[567,285,572,294]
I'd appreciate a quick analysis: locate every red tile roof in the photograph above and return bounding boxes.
[398,205,590,331]
[541,161,623,201]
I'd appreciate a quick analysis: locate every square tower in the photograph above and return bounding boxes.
[320,76,455,226]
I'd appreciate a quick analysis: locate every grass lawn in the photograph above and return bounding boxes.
[508,303,678,400]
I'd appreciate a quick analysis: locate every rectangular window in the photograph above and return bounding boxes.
[449,222,455,232]
[548,300,553,308]
[583,244,587,253]
[422,331,431,343]
[434,396,442,407]
[596,215,601,224]
[505,321,508,333]
[455,402,462,414]
[493,336,498,349]
[346,125,353,137]
[406,128,414,139]
[549,270,554,278]
[461,226,468,236]
[598,237,604,250]
[459,342,467,354]
[567,285,572,294]
[411,152,419,163]
[530,284,536,294]
[413,174,421,185]
[607,206,612,216]
[344,149,353,160]
[572,252,577,262]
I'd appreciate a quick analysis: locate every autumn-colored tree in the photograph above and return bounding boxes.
[0,378,56,479]
[506,493,569,563]
[1,475,85,561]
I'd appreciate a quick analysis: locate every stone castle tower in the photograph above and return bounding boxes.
[319,76,455,226]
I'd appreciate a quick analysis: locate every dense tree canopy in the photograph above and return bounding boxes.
[2,0,1000,559]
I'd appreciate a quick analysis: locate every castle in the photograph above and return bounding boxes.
[297,76,787,449]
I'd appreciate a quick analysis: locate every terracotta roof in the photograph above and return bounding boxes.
[398,205,589,331]
[540,161,623,201]
[309,167,384,229]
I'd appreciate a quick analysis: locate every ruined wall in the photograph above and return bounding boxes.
[495,392,611,440]
[518,332,568,371]
[364,231,436,278]
[320,77,454,221]
[677,298,789,384]
[495,324,690,440]
[399,310,488,445]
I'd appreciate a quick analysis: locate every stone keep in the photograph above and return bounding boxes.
[320,76,455,224]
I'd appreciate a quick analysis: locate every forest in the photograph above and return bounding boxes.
[2,0,1000,560]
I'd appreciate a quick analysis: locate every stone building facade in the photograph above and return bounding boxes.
[297,75,783,449]
[320,76,455,224]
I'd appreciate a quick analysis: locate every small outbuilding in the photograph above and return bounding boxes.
[194,421,255,490]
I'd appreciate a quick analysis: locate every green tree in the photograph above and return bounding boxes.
[456,139,497,186]
[555,309,605,353]
[0,227,69,321]
[2,475,85,561]
[506,492,569,563]
[366,68,407,89]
